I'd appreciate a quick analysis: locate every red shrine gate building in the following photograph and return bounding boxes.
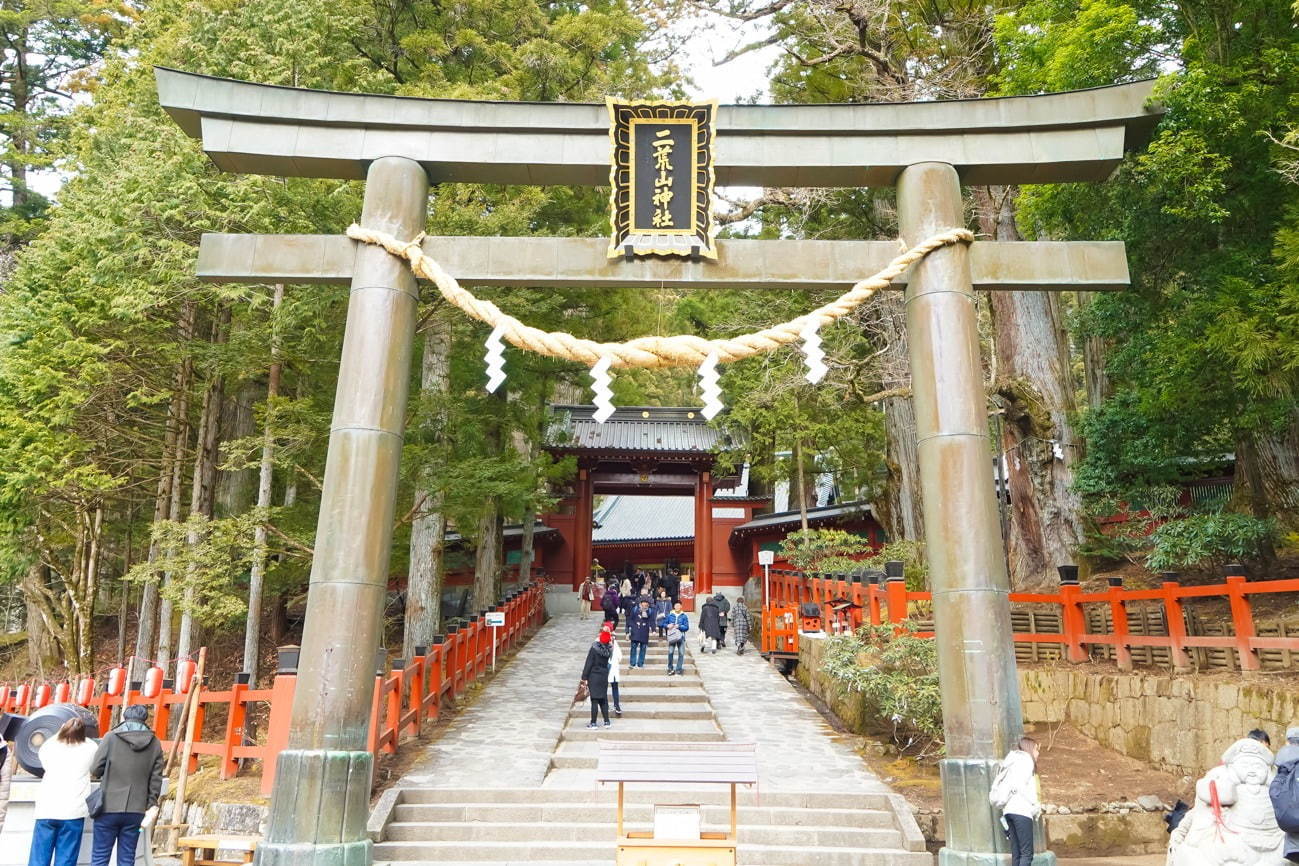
[524,405,887,599]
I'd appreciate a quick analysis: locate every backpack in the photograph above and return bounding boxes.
[988,760,1015,810]
[1271,760,1299,834]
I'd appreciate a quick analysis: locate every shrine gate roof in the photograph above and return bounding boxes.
[545,405,736,455]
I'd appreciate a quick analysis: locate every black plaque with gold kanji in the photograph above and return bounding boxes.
[607,99,717,259]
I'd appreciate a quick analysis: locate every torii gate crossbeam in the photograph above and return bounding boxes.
[155,66,1162,866]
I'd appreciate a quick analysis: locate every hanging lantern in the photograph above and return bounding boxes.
[0,685,9,709]
[33,683,51,709]
[106,666,126,697]
[142,666,164,699]
[75,678,94,705]
[176,658,197,694]
[53,682,70,704]
[14,683,30,709]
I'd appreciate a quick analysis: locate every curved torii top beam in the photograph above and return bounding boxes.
[155,67,1162,187]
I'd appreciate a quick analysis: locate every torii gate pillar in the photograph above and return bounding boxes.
[899,162,1047,865]
[258,156,428,866]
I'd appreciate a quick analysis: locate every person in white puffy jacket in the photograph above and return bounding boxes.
[997,737,1042,866]
[608,631,623,717]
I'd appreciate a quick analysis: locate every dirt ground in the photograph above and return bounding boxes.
[854,722,1188,812]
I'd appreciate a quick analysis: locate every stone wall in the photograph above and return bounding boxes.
[1019,667,1299,780]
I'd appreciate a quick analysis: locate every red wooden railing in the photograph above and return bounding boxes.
[0,580,547,794]
[761,567,1299,671]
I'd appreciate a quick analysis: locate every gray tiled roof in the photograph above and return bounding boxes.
[546,405,730,453]
[593,495,695,543]
[730,501,874,536]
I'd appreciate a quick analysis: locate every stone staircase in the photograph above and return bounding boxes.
[370,627,932,865]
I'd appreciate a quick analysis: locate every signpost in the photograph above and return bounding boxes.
[485,610,506,672]
[758,549,775,607]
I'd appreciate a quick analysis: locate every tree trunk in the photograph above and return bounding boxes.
[1236,409,1299,528]
[116,515,134,666]
[518,512,536,584]
[793,438,810,531]
[216,381,261,516]
[404,315,450,661]
[156,305,197,673]
[1078,294,1113,410]
[176,308,229,672]
[979,186,1084,590]
[24,562,54,676]
[244,285,283,683]
[876,294,924,542]
[473,508,504,612]
[134,342,190,680]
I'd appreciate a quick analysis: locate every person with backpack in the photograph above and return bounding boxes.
[989,736,1042,866]
[653,590,672,639]
[600,581,621,629]
[662,603,690,675]
[580,628,614,728]
[1271,726,1299,862]
[89,704,164,866]
[29,716,99,866]
[698,595,723,654]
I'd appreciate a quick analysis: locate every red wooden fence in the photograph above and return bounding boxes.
[0,580,547,794]
[761,567,1299,671]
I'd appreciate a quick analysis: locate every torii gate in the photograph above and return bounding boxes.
[155,67,1161,866]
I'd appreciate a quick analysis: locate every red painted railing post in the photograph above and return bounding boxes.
[1059,583,1089,663]
[222,674,249,779]
[407,647,426,734]
[868,584,883,626]
[1226,571,1261,672]
[1106,578,1133,672]
[261,664,297,795]
[886,577,908,626]
[427,640,444,723]
[1160,574,1192,672]
[367,669,384,758]
[385,665,402,754]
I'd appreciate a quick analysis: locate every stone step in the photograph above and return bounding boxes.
[567,701,714,720]
[392,802,899,829]
[607,687,709,703]
[373,840,929,865]
[382,819,905,848]
[395,787,900,811]
[560,726,725,742]
[613,674,704,687]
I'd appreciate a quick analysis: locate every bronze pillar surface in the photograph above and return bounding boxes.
[897,162,1053,866]
[257,156,429,866]
[694,470,713,594]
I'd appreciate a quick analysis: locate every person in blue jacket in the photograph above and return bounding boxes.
[662,602,690,676]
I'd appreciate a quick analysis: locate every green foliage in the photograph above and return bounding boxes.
[779,528,872,573]
[1146,513,1278,572]
[126,513,259,627]
[861,540,928,592]
[821,624,944,754]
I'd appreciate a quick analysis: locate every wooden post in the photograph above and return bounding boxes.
[1226,573,1260,672]
[1059,583,1089,663]
[1161,576,1192,672]
[1107,581,1133,672]
[165,647,206,852]
[886,577,908,627]
[407,648,426,734]
[260,666,297,796]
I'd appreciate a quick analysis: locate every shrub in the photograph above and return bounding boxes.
[1146,513,1278,572]
[779,528,871,573]
[860,540,928,591]
[820,623,943,755]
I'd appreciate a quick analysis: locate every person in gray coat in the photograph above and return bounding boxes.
[1276,727,1299,862]
[89,705,164,866]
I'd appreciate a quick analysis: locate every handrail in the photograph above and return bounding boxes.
[0,579,548,794]
[762,568,1299,672]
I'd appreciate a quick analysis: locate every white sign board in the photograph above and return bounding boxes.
[485,611,506,627]
[758,550,775,566]
[712,506,746,519]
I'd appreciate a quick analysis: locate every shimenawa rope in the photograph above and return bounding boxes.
[346,224,974,369]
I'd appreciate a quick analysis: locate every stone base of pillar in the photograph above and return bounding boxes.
[257,749,373,866]
[938,757,1056,866]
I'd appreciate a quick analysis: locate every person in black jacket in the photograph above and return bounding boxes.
[581,630,614,728]
[90,704,163,866]
[699,595,723,653]
[628,599,654,668]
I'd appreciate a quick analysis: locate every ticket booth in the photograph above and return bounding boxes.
[597,741,758,866]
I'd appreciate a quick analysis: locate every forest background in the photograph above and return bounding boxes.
[0,0,1296,681]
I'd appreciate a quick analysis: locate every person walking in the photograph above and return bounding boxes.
[990,737,1042,866]
[28,716,98,866]
[712,593,731,647]
[608,629,624,717]
[581,629,614,728]
[654,590,672,639]
[699,594,722,654]
[0,727,13,834]
[600,581,621,629]
[579,575,598,620]
[731,600,754,655]
[629,599,653,668]
[90,704,164,866]
[663,603,690,675]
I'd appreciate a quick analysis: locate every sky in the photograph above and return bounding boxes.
[674,15,782,103]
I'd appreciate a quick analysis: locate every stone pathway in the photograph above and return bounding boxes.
[398,612,593,787]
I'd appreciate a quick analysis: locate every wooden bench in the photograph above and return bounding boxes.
[177,835,259,866]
